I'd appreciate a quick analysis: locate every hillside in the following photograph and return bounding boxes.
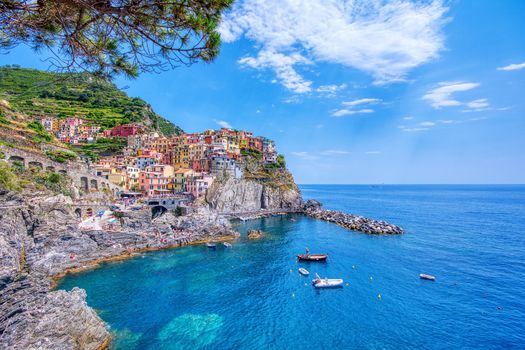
[0,66,182,136]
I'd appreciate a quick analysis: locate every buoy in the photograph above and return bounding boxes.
[292,293,295,298]
[352,265,356,269]
[345,283,349,286]
[290,269,293,273]
[378,294,381,300]
[304,283,307,286]
[370,276,373,281]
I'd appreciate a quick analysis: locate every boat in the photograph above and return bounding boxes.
[419,273,435,281]
[297,254,328,261]
[312,274,344,288]
[206,242,216,249]
[223,242,232,248]
[298,268,310,276]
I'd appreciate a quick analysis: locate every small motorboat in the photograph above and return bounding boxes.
[298,268,310,276]
[312,274,343,288]
[420,273,435,281]
[206,242,216,249]
[223,242,232,248]
[297,254,328,262]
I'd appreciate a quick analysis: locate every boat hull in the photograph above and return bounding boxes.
[297,254,328,261]
[420,274,435,281]
[313,279,344,288]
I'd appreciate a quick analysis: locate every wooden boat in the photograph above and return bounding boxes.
[223,242,232,248]
[206,242,216,249]
[298,268,310,276]
[312,274,343,288]
[419,273,435,281]
[297,254,328,261]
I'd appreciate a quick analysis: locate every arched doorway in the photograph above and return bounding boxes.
[90,179,98,190]
[28,161,43,170]
[151,205,167,219]
[80,177,88,191]
[74,208,82,218]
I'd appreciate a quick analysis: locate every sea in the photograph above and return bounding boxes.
[58,185,525,349]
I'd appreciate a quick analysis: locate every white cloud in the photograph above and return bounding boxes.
[342,98,381,107]
[315,124,324,129]
[423,81,481,109]
[464,98,490,112]
[316,84,347,96]
[402,127,429,132]
[216,120,232,129]
[319,150,350,156]
[419,121,435,126]
[438,119,456,124]
[497,62,525,71]
[220,0,448,92]
[290,151,317,160]
[331,108,374,117]
[256,109,261,113]
[403,116,415,120]
[365,151,381,154]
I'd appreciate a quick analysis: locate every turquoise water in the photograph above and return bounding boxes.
[58,185,525,349]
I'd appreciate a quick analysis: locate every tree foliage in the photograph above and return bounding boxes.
[0,0,233,78]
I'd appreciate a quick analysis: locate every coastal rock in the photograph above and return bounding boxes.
[206,177,303,214]
[302,200,404,235]
[247,229,265,240]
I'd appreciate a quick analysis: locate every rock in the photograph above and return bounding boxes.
[206,177,303,214]
[247,229,265,240]
[302,199,404,235]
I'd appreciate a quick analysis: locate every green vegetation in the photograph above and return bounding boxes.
[0,66,183,134]
[0,162,22,191]
[0,109,10,124]
[46,150,78,163]
[33,171,72,196]
[0,161,71,195]
[241,149,262,160]
[77,137,127,156]
[26,120,52,143]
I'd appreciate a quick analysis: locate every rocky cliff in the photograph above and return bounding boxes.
[205,177,303,213]
[0,190,238,350]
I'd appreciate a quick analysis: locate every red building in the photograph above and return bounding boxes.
[104,124,141,137]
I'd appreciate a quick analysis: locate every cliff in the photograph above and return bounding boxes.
[205,171,303,214]
[0,190,238,350]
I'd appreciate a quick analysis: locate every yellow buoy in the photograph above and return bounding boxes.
[378,294,382,300]
[290,269,293,273]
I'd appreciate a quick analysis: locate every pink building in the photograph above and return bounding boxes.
[104,124,141,137]
[185,174,215,198]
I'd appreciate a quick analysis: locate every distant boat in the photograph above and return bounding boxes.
[223,242,232,248]
[297,254,328,262]
[298,268,310,276]
[420,273,435,281]
[206,242,216,249]
[312,274,343,288]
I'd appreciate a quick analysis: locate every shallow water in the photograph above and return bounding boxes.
[59,185,525,349]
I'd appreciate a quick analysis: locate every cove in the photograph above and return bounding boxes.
[58,185,525,349]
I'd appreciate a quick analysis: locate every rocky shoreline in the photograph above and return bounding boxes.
[303,199,404,235]
[0,189,404,350]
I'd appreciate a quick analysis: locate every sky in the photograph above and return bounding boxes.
[1,0,524,184]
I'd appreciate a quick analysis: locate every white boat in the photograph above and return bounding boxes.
[223,242,232,248]
[206,242,216,249]
[312,273,344,288]
[420,273,435,281]
[298,268,310,276]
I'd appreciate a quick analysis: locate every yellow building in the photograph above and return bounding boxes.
[173,168,194,191]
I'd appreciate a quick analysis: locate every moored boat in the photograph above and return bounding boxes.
[223,242,232,248]
[312,274,343,288]
[206,242,216,249]
[419,273,435,281]
[297,254,328,261]
[298,268,310,276]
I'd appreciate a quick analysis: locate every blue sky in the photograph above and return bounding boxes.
[1,0,524,184]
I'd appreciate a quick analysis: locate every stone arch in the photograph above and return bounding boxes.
[46,166,56,172]
[74,208,82,218]
[28,161,43,170]
[80,177,89,191]
[8,155,25,165]
[151,205,167,219]
[86,207,93,217]
[90,179,98,190]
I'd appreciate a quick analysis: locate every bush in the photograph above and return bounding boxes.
[277,154,286,168]
[34,171,71,196]
[46,150,78,163]
[26,120,52,143]
[0,162,21,191]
